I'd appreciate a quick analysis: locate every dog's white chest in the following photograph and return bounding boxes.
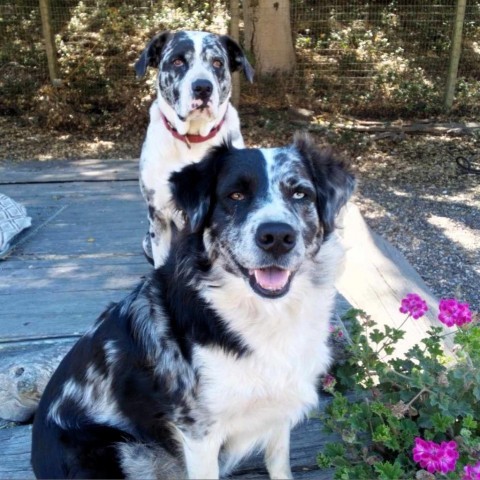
[193,326,329,436]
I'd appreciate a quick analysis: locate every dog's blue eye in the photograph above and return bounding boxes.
[229,192,245,201]
[213,59,223,69]
[292,191,306,200]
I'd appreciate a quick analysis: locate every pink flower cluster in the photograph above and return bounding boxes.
[399,293,429,319]
[463,461,480,480]
[412,437,459,474]
[438,298,472,327]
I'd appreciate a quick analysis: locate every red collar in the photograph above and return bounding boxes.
[161,110,227,148]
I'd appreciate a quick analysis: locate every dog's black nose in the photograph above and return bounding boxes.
[192,79,213,100]
[256,222,297,255]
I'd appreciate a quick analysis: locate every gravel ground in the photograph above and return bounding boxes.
[351,134,479,313]
[1,115,479,313]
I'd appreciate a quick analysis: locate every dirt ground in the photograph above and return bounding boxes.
[1,110,479,313]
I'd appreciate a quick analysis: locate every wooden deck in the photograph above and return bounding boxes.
[0,158,444,479]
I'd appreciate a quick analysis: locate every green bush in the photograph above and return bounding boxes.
[319,295,480,479]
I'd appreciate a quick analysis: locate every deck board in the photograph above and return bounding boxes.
[0,413,336,480]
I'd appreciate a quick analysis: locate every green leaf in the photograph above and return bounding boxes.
[323,442,346,458]
[330,393,349,419]
[384,345,395,356]
[317,453,332,469]
[431,413,454,433]
[371,401,390,417]
[373,424,391,443]
[369,328,385,344]
[374,461,405,480]
[463,414,478,430]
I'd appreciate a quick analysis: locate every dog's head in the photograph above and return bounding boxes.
[135,31,254,135]
[170,134,355,299]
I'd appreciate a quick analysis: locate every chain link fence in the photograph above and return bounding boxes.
[1,0,479,131]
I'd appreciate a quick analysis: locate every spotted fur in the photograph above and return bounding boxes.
[136,30,254,267]
[31,136,355,479]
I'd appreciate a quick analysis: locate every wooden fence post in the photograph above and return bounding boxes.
[230,0,241,108]
[39,0,60,85]
[444,0,467,111]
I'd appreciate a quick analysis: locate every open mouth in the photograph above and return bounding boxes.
[248,267,293,298]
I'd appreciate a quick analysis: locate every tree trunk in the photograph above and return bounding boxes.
[243,0,296,75]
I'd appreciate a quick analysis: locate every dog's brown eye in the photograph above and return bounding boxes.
[229,192,245,201]
[172,58,184,67]
[212,59,223,69]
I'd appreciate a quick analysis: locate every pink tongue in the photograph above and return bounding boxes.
[253,268,290,291]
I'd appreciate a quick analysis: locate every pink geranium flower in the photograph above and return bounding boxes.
[463,461,480,480]
[438,298,472,327]
[399,293,428,319]
[412,437,459,474]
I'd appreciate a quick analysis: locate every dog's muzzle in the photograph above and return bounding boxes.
[243,222,297,299]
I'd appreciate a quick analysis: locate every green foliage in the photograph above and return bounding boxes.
[2,0,229,128]
[2,1,480,123]
[318,308,480,479]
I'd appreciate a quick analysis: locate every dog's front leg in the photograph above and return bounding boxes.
[148,209,173,268]
[182,434,222,479]
[264,423,293,480]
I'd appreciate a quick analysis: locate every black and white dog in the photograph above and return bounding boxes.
[31,135,355,479]
[136,30,254,267]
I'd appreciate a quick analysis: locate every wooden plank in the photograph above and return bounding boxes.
[10,231,145,254]
[0,260,149,294]
[0,425,35,479]
[0,289,133,341]
[0,414,335,479]
[336,203,454,356]
[0,159,138,185]
[0,183,142,204]
[0,179,140,197]
[0,254,147,271]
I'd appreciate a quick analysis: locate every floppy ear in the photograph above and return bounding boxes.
[294,133,356,237]
[169,145,230,233]
[219,35,255,83]
[135,31,171,78]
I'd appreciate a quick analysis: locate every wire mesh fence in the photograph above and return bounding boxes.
[0,0,479,131]
[285,0,480,116]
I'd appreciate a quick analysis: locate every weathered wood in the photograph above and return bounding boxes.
[0,289,133,341]
[0,158,138,185]
[294,120,480,137]
[0,414,335,479]
[336,121,479,136]
[0,260,147,294]
[336,203,454,356]
[0,341,75,421]
[0,425,35,479]
[39,0,60,85]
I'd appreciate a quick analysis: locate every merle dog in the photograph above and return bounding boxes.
[31,135,355,479]
[136,30,254,267]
